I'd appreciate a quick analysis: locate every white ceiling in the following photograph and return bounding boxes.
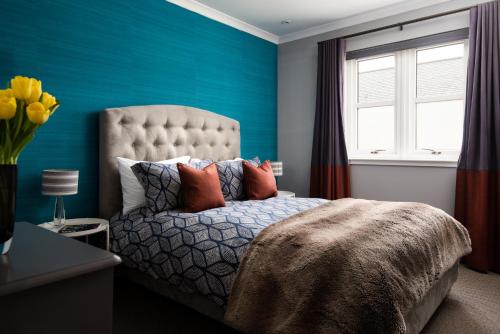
[168,0,455,43]
[195,0,411,35]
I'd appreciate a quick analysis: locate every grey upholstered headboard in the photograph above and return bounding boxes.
[99,105,241,218]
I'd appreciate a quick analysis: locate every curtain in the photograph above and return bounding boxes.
[310,39,351,199]
[455,0,500,273]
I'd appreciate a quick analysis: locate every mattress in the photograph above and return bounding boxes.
[110,197,328,306]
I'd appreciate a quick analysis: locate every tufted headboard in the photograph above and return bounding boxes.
[99,105,241,218]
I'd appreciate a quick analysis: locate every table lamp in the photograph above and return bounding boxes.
[42,169,79,227]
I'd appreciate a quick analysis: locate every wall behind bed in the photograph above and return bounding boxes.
[0,0,277,223]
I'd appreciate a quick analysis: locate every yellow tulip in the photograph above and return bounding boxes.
[41,92,57,110]
[0,89,14,99]
[0,96,16,119]
[11,76,34,100]
[26,102,49,125]
[27,79,42,103]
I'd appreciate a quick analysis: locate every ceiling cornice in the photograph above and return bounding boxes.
[168,0,465,45]
[279,0,452,43]
[167,0,280,44]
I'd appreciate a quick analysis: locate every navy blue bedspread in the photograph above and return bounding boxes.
[110,197,328,306]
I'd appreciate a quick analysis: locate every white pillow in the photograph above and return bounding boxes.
[189,157,242,163]
[117,156,190,213]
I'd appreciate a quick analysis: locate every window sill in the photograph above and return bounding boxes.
[348,157,458,168]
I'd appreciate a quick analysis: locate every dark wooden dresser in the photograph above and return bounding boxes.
[0,222,121,334]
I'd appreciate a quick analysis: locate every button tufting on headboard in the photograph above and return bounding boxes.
[99,105,241,219]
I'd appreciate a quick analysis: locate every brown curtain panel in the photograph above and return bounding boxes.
[455,0,500,273]
[310,39,351,199]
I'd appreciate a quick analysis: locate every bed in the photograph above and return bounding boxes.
[100,105,468,334]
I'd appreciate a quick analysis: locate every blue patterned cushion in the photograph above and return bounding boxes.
[132,160,212,212]
[216,157,260,201]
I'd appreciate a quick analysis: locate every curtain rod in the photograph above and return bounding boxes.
[319,5,475,43]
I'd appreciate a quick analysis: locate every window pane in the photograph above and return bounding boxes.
[417,43,465,98]
[417,43,464,63]
[358,56,395,103]
[358,56,395,72]
[416,100,464,151]
[357,106,394,151]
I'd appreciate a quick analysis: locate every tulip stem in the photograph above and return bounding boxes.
[1,120,12,164]
[14,100,24,142]
[11,132,35,162]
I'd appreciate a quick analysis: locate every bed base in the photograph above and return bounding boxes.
[117,262,459,334]
[117,267,225,321]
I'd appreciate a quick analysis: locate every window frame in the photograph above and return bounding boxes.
[344,40,468,167]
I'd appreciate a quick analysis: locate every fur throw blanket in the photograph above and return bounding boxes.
[224,199,471,334]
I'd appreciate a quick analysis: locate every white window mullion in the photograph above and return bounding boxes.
[406,48,417,159]
[395,50,405,159]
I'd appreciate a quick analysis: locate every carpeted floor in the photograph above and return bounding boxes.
[113,266,500,334]
[421,266,500,334]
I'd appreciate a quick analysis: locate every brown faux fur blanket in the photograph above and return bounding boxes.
[224,199,471,334]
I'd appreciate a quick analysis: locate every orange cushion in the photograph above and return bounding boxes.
[177,163,225,212]
[242,160,278,200]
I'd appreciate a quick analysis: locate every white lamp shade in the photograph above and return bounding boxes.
[42,169,79,196]
[270,161,283,177]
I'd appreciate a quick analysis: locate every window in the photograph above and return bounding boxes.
[345,41,467,165]
[355,55,396,153]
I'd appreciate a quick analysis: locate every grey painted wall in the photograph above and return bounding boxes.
[350,165,457,213]
[278,0,489,214]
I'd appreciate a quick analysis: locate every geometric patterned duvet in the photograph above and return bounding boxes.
[110,197,328,306]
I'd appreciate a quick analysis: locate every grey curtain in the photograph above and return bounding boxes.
[455,0,500,272]
[310,38,351,199]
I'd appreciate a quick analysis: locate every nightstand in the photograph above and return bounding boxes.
[0,222,120,334]
[277,190,295,198]
[39,218,110,250]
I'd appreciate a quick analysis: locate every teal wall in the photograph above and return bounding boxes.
[0,0,277,223]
